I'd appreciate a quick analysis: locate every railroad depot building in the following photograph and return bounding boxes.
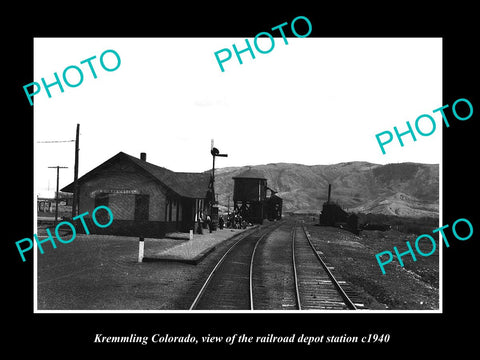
[61,151,212,238]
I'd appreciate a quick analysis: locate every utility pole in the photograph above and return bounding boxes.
[37,134,77,218]
[72,124,80,217]
[48,166,68,226]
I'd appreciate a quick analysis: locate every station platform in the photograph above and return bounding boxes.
[143,226,259,264]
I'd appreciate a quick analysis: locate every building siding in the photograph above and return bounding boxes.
[74,159,175,237]
[78,160,167,222]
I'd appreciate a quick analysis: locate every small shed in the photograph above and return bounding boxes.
[265,193,283,221]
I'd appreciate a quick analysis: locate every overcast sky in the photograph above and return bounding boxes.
[34,37,442,197]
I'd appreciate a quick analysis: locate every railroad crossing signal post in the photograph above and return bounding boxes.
[210,140,228,230]
[48,165,68,227]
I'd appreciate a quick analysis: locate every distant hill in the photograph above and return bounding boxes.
[212,162,439,218]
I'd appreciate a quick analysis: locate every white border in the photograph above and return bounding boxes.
[33,37,443,314]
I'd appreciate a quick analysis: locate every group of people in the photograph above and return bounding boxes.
[225,212,248,230]
[196,211,248,234]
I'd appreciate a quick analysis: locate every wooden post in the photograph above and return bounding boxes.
[72,124,80,217]
[138,237,144,262]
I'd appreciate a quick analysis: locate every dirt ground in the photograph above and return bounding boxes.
[36,229,254,310]
[303,219,439,310]
[36,217,439,311]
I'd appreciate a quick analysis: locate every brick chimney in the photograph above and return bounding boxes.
[140,152,147,161]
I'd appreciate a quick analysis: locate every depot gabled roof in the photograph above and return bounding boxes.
[61,151,211,199]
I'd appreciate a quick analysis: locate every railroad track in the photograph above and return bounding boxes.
[292,224,357,310]
[189,222,281,310]
[189,220,361,310]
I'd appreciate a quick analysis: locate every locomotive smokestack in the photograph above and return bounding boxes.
[327,184,331,203]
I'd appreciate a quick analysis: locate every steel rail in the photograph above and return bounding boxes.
[249,233,267,310]
[291,225,302,310]
[301,224,357,310]
[189,233,250,310]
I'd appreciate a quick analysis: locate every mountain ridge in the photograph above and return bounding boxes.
[212,161,439,218]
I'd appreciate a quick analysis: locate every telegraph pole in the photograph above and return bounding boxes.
[37,133,77,218]
[48,166,68,226]
[72,124,80,217]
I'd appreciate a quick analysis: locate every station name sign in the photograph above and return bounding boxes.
[90,189,139,197]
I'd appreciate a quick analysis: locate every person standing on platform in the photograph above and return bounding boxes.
[206,215,212,233]
[197,212,203,235]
